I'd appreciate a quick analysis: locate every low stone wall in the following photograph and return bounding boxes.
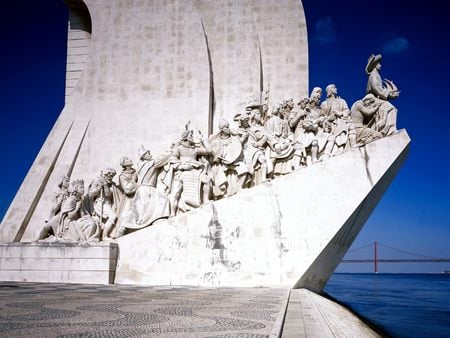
[0,242,117,284]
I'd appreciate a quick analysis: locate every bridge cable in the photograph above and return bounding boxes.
[377,242,438,259]
[346,243,373,254]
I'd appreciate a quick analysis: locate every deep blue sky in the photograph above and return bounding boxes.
[0,1,449,272]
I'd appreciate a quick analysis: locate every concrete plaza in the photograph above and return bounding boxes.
[0,283,287,337]
[0,282,379,337]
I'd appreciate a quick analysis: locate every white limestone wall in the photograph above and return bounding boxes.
[193,0,261,127]
[251,0,309,107]
[0,242,118,284]
[115,130,410,289]
[65,0,91,100]
[194,0,309,129]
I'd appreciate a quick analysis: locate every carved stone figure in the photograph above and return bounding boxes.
[286,98,309,168]
[298,87,334,163]
[320,84,356,152]
[288,97,308,141]
[118,157,138,196]
[58,180,99,242]
[116,153,170,237]
[170,125,212,215]
[47,175,70,221]
[115,157,138,235]
[209,119,250,197]
[350,94,383,145]
[282,100,305,169]
[365,54,399,136]
[87,168,122,241]
[40,179,99,242]
[236,111,268,185]
[264,106,296,175]
[136,146,170,188]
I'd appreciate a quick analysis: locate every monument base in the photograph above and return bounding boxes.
[115,130,410,289]
[0,242,118,284]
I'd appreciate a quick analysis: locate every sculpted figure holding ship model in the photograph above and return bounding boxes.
[365,54,400,136]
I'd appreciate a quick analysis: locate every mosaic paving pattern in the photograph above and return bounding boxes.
[0,283,287,337]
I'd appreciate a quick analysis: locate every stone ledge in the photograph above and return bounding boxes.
[0,242,118,284]
[281,289,380,337]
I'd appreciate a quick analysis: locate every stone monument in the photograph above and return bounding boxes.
[0,0,409,290]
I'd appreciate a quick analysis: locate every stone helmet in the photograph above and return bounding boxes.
[138,145,151,159]
[218,119,231,133]
[103,168,117,177]
[120,156,133,168]
[180,121,194,142]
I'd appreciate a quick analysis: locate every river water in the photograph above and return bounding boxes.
[325,273,450,337]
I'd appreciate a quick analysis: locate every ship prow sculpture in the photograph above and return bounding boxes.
[114,129,409,290]
[0,0,409,290]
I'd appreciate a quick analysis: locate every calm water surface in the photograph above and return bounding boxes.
[325,273,450,337]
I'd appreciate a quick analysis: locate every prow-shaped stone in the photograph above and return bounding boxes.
[115,130,410,290]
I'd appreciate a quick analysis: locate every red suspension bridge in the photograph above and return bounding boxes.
[340,241,450,273]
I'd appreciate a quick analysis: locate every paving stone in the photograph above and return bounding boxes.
[0,282,287,337]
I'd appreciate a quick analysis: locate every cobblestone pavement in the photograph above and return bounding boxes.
[0,283,288,337]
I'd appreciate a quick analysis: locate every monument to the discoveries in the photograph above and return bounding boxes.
[0,0,408,291]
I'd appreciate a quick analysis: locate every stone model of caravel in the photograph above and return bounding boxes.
[0,0,409,290]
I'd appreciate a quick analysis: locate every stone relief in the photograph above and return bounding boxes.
[40,179,99,242]
[39,54,401,242]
